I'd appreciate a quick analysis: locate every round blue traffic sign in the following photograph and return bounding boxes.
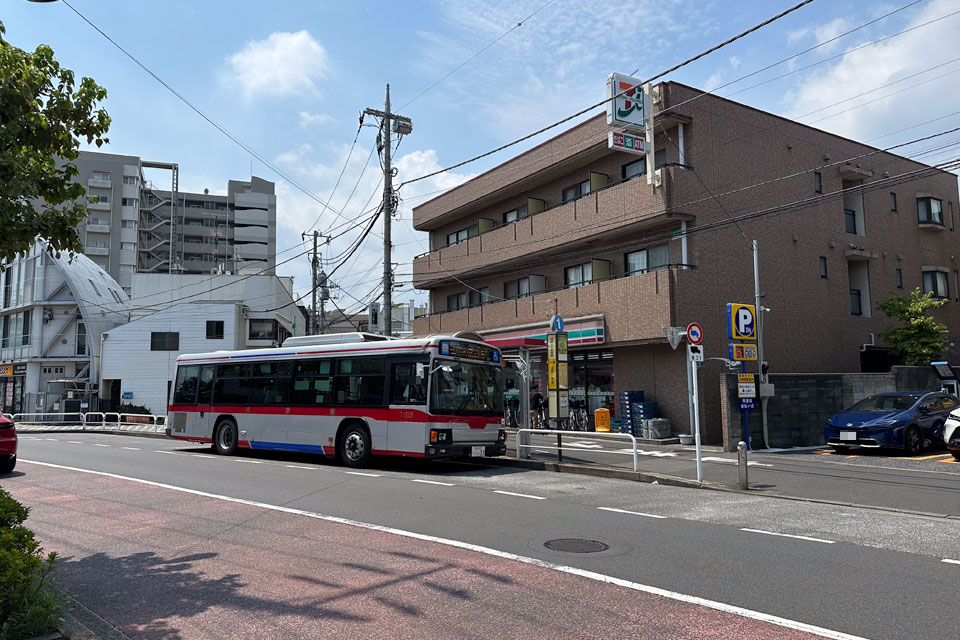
[551,315,564,332]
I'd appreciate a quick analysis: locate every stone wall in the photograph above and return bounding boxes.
[720,367,942,451]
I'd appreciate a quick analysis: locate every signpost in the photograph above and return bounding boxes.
[685,324,705,482]
[738,373,756,449]
[546,322,569,424]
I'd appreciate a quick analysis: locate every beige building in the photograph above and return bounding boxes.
[411,81,960,444]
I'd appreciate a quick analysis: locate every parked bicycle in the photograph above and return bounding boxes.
[569,399,590,431]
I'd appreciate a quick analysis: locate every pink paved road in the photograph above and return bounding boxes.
[5,465,839,639]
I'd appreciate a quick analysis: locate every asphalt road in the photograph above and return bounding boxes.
[514,431,960,516]
[4,432,960,640]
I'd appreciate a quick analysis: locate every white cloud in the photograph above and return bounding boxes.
[786,0,960,153]
[299,111,334,127]
[223,31,329,99]
[729,56,740,70]
[787,17,852,52]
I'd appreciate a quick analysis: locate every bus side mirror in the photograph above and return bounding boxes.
[416,363,426,379]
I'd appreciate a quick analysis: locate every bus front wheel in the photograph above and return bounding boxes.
[214,419,239,456]
[338,423,371,468]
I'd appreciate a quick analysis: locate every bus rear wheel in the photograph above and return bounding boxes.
[338,423,371,468]
[214,419,239,456]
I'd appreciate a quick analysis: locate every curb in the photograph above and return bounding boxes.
[18,428,168,440]
[58,592,133,640]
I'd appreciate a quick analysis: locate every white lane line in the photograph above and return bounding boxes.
[741,528,835,544]
[92,444,110,448]
[493,490,546,500]
[344,471,381,477]
[67,441,83,444]
[18,460,869,640]
[122,447,141,451]
[285,464,314,470]
[191,454,217,459]
[703,456,773,467]
[44,438,58,441]
[597,506,667,519]
[943,558,960,565]
[412,479,455,487]
[157,450,178,455]
[234,459,263,464]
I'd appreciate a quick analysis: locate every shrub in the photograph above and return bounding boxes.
[116,403,153,416]
[0,488,62,640]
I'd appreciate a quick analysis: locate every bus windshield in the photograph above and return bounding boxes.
[429,359,503,416]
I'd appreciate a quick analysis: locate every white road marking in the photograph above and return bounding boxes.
[93,444,110,448]
[191,454,217,459]
[493,490,546,500]
[943,558,960,565]
[412,479,455,487]
[67,441,83,444]
[741,528,835,544]
[18,459,869,640]
[234,459,263,464]
[567,441,604,449]
[122,447,141,451]
[44,438,58,441]
[703,456,773,467]
[344,471,381,477]
[157,450,178,455]
[598,507,667,519]
[285,465,314,470]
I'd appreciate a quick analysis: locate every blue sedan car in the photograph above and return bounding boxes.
[824,391,959,455]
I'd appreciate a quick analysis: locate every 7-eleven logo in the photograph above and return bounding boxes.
[617,80,642,118]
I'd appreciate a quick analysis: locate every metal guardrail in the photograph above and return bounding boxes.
[516,429,640,472]
[10,412,168,435]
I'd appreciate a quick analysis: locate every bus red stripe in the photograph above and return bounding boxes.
[167,405,501,430]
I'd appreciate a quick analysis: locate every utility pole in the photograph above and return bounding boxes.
[364,85,412,336]
[311,231,319,335]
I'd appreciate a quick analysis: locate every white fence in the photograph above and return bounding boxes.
[7,412,167,435]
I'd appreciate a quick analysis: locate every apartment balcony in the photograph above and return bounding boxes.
[85,247,109,256]
[86,224,111,234]
[412,169,686,288]
[87,201,111,211]
[413,267,678,343]
[88,178,112,189]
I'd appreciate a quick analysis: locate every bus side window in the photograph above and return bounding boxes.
[197,366,215,405]
[391,363,426,405]
[292,359,333,405]
[173,365,200,405]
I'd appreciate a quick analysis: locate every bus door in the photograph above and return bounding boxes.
[388,360,428,453]
[195,365,216,440]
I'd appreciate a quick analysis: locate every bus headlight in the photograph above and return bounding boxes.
[430,429,452,444]
[498,429,506,443]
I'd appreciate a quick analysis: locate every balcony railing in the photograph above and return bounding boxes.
[413,167,687,287]
[414,266,686,342]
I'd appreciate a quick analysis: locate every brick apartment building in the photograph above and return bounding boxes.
[411,82,960,444]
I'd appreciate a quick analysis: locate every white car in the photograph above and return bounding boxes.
[944,411,960,460]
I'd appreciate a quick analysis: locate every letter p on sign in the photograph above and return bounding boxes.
[727,303,757,341]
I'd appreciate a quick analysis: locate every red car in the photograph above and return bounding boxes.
[0,414,16,474]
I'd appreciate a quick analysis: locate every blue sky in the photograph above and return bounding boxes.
[5,0,960,311]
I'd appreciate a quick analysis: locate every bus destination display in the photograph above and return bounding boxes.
[440,340,501,363]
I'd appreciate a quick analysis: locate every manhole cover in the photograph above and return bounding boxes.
[543,538,609,553]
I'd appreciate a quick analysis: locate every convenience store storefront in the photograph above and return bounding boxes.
[0,363,26,414]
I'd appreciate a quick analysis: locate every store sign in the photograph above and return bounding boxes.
[13,364,25,376]
[729,343,758,362]
[608,131,646,156]
[606,73,648,130]
[0,366,11,377]
[485,318,605,347]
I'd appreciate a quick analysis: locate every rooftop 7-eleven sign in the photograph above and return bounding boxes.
[606,73,649,130]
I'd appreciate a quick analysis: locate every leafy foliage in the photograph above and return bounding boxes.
[0,488,62,640]
[0,20,110,263]
[116,403,153,416]
[876,287,949,366]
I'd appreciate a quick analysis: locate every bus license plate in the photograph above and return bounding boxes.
[471,446,485,457]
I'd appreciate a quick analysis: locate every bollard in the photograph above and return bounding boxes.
[737,440,749,490]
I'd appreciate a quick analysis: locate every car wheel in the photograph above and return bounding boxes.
[903,425,923,456]
[214,419,239,456]
[338,423,371,468]
[0,455,15,474]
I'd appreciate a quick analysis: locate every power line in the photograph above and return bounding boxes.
[399,0,815,187]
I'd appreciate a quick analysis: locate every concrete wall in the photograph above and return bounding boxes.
[720,367,942,450]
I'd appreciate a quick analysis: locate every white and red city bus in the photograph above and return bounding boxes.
[166,333,506,467]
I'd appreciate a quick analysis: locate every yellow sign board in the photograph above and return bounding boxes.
[731,343,758,361]
[727,303,757,341]
[547,361,557,390]
[738,374,755,384]
[0,366,12,377]
[558,362,568,390]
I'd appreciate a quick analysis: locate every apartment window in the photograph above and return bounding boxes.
[844,208,858,234]
[922,270,949,299]
[503,205,528,225]
[249,319,276,341]
[203,237,217,245]
[622,159,645,180]
[625,244,669,275]
[150,332,180,351]
[469,287,489,307]
[814,172,822,194]
[203,219,217,228]
[184,235,203,244]
[121,242,136,251]
[565,263,593,289]
[122,197,138,207]
[446,227,473,246]
[20,310,30,346]
[819,256,828,279]
[121,220,136,230]
[504,277,531,300]
[896,268,903,289]
[88,216,109,226]
[850,289,862,316]
[122,176,138,185]
[890,192,898,211]
[917,197,943,225]
[95,194,111,204]
[446,292,467,311]
[87,240,107,250]
[119,265,135,274]
[206,320,224,339]
[562,179,591,204]
[91,171,110,181]
[76,322,87,355]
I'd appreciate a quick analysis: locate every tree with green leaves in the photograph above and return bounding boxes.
[876,287,949,366]
[0,19,110,264]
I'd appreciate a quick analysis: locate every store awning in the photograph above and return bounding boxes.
[487,337,546,349]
